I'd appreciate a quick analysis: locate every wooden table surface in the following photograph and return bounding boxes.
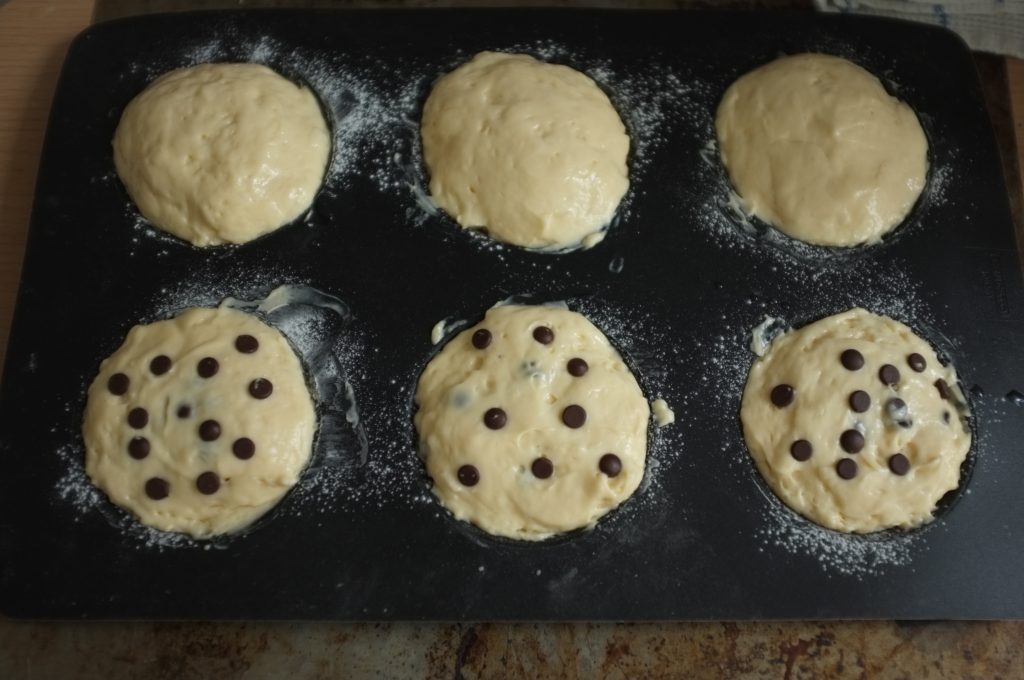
[1,1,1023,678]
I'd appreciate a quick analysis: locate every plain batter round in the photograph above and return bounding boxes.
[740,308,970,533]
[716,53,928,247]
[414,304,650,540]
[113,63,331,246]
[420,51,630,251]
[83,306,316,537]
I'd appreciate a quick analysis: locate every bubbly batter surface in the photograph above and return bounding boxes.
[740,308,970,533]
[421,52,630,251]
[415,304,650,540]
[114,63,330,246]
[716,53,928,247]
[84,306,316,537]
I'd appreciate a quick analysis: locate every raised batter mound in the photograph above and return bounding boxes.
[113,63,331,246]
[83,306,316,537]
[414,304,650,540]
[716,53,928,247]
[740,308,971,533]
[421,51,630,251]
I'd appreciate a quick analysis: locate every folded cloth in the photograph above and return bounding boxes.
[815,0,1024,57]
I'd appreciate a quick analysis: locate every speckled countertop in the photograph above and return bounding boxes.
[1,1,1023,678]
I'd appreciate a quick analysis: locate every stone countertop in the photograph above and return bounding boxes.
[0,1,1022,678]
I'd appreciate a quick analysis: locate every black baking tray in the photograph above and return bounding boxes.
[2,8,1024,620]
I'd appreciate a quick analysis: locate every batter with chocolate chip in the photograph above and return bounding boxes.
[414,304,651,540]
[83,306,315,537]
[740,308,971,533]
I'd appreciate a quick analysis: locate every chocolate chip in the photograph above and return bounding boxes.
[196,471,220,495]
[199,419,221,441]
[770,384,794,407]
[935,379,952,400]
[149,355,172,376]
[567,358,589,377]
[849,390,871,413]
[531,457,553,479]
[483,407,507,430]
[886,397,907,414]
[840,429,865,453]
[144,477,169,500]
[197,357,219,378]
[599,453,622,477]
[888,453,911,476]
[127,407,148,429]
[232,437,255,460]
[532,326,554,344]
[107,373,130,396]
[840,349,864,371]
[235,335,259,353]
[457,464,479,486]
[128,436,150,460]
[879,364,901,386]
[249,378,273,399]
[471,329,491,349]
[790,440,812,462]
[943,410,951,424]
[177,404,191,419]
[562,404,586,428]
[836,458,858,480]
[907,353,926,372]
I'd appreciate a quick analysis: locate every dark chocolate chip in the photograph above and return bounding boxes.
[177,404,191,419]
[849,390,871,413]
[199,419,221,441]
[943,410,951,424]
[232,437,255,460]
[532,326,554,345]
[197,357,219,378]
[471,329,491,349]
[879,364,901,386]
[531,457,554,479]
[790,440,812,462]
[196,471,220,495]
[127,407,148,429]
[840,429,865,453]
[457,464,479,486]
[567,358,589,377]
[128,436,150,460]
[249,378,273,399]
[907,353,927,372]
[107,373,130,396]
[150,355,172,376]
[840,349,864,371]
[886,397,907,414]
[599,453,622,477]
[836,458,858,480]
[145,477,169,500]
[770,384,794,407]
[888,453,911,476]
[935,379,952,400]
[483,407,507,430]
[562,404,587,428]
[235,335,259,353]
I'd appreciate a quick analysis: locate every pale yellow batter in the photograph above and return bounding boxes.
[113,63,330,246]
[716,53,928,247]
[414,304,650,540]
[740,309,970,533]
[83,306,316,537]
[421,51,630,251]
